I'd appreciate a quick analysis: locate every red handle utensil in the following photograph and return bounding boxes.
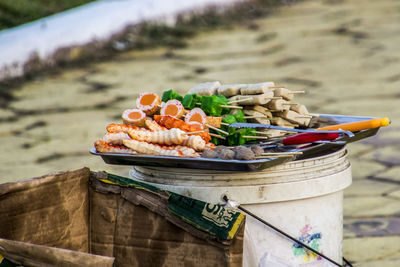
[282,132,339,145]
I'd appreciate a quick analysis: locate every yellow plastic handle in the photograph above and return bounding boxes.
[317,117,390,132]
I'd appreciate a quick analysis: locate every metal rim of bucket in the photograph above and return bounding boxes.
[131,148,349,186]
[129,147,352,204]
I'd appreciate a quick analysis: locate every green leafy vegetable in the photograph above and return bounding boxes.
[162,89,183,102]
[182,94,202,109]
[200,95,229,116]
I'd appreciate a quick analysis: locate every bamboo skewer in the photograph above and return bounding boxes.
[207,124,229,135]
[253,131,271,135]
[255,155,295,158]
[220,105,243,109]
[243,135,271,139]
[262,152,303,155]
[268,86,287,88]
[209,133,226,139]
[244,115,271,119]
[252,131,290,137]
[228,98,253,104]
[220,122,229,126]
[296,116,313,119]
[185,131,205,135]
[182,114,228,135]
[255,151,303,158]
[195,103,243,109]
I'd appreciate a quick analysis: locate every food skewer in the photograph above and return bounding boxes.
[243,135,271,139]
[227,97,254,104]
[184,131,205,135]
[255,155,296,158]
[296,116,313,118]
[239,82,275,95]
[252,131,290,137]
[207,125,229,135]
[183,111,228,135]
[154,115,212,143]
[206,124,228,135]
[261,152,303,155]
[136,92,161,115]
[160,99,185,119]
[196,102,243,109]
[229,94,281,106]
[268,85,287,88]
[273,88,305,101]
[219,105,243,109]
[244,115,271,119]
[229,122,355,137]
[209,133,226,140]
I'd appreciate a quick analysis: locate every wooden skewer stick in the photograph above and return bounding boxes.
[291,91,305,94]
[182,114,228,135]
[220,122,229,126]
[206,124,229,135]
[282,103,297,106]
[255,155,295,159]
[244,115,270,119]
[296,116,313,119]
[243,135,270,139]
[252,131,289,137]
[262,152,303,155]
[269,118,281,121]
[195,103,243,109]
[268,85,287,88]
[185,131,205,135]
[209,133,226,140]
[220,105,243,109]
[253,131,270,135]
[228,97,253,104]
[273,124,299,128]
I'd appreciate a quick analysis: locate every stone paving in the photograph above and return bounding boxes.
[1,0,400,265]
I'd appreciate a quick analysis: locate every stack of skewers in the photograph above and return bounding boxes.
[93,81,314,160]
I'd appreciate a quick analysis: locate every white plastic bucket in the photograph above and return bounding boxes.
[129,148,352,266]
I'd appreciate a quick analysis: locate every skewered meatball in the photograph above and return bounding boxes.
[202,149,218,158]
[250,145,264,157]
[218,148,235,160]
[213,146,227,154]
[234,146,255,160]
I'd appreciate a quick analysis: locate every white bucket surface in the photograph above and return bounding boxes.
[130,148,352,266]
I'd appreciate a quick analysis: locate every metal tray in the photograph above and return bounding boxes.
[90,148,294,171]
[90,114,382,171]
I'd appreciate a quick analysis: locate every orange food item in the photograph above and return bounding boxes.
[122,139,200,158]
[205,116,222,128]
[122,109,146,126]
[185,108,206,128]
[145,119,167,131]
[136,92,161,115]
[160,99,184,119]
[94,140,136,154]
[154,115,211,143]
[106,123,140,133]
